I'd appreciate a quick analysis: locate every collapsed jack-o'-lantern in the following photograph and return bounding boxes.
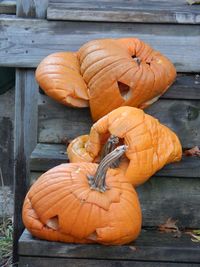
[67,106,182,186]
[23,146,142,245]
[36,38,176,121]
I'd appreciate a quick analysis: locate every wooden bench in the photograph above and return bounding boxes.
[0,0,200,266]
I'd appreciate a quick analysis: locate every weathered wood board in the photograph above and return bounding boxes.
[30,143,200,178]
[18,257,200,267]
[48,0,200,24]
[0,87,14,186]
[38,96,200,148]
[0,16,200,71]
[17,0,48,18]
[18,229,200,264]
[0,0,16,14]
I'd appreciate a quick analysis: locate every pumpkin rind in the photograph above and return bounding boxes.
[35,52,89,108]
[23,161,142,245]
[67,106,182,186]
[78,38,176,121]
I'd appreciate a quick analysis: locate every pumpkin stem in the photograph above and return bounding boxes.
[100,135,119,160]
[88,145,127,192]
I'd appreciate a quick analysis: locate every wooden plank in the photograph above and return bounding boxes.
[29,170,200,228]
[29,143,200,178]
[0,0,16,14]
[47,0,200,24]
[17,0,48,18]
[0,117,14,186]
[163,74,200,100]
[38,97,200,148]
[0,87,14,186]
[18,257,200,267]
[38,73,200,101]
[18,229,200,263]
[0,17,200,72]
[13,69,39,262]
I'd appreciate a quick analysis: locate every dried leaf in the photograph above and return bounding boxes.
[158,218,181,237]
[183,146,200,157]
[186,0,200,4]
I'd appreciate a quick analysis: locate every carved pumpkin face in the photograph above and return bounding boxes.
[78,38,176,121]
[23,146,142,245]
[36,38,176,121]
[67,106,182,186]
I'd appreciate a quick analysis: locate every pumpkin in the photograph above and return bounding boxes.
[23,145,142,245]
[35,52,89,107]
[35,38,176,121]
[79,38,176,121]
[67,106,182,186]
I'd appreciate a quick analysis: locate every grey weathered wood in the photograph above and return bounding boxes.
[18,257,200,267]
[163,74,200,100]
[38,95,92,143]
[0,87,14,186]
[38,97,200,148]
[145,100,200,148]
[18,229,200,263]
[0,17,200,72]
[29,143,200,178]
[13,69,39,262]
[17,0,48,18]
[0,0,16,14]
[29,169,200,228]
[47,0,200,24]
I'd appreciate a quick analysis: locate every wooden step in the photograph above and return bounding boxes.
[0,16,200,71]
[29,143,200,228]
[47,0,200,24]
[18,229,200,266]
[30,143,200,178]
[37,74,200,147]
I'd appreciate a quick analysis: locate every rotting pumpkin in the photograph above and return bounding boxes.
[67,106,182,186]
[35,38,176,121]
[23,146,142,245]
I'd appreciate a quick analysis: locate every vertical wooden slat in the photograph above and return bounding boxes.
[13,69,38,263]
[17,0,48,18]
[13,2,48,262]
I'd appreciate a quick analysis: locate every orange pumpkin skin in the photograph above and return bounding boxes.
[67,107,182,186]
[78,38,176,121]
[23,161,142,245]
[35,52,89,108]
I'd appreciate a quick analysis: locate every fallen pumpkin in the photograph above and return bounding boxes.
[23,145,142,245]
[36,38,176,121]
[67,106,182,186]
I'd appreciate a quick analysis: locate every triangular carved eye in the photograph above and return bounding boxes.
[46,215,59,230]
[117,81,131,101]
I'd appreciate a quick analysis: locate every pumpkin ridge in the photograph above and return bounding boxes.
[84,56,126,87]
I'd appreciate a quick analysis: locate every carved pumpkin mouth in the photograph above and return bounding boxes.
[117,81,132,101]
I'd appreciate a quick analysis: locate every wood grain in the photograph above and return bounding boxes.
[17,0,48,18]
[47,0,200,24]
[0,17,200,72]
[13,69,39,262]
[30,143,200,178]
[18,257,200,267]
[38,97,200,148]
[0,0,16,14]
[18,229,200,263]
